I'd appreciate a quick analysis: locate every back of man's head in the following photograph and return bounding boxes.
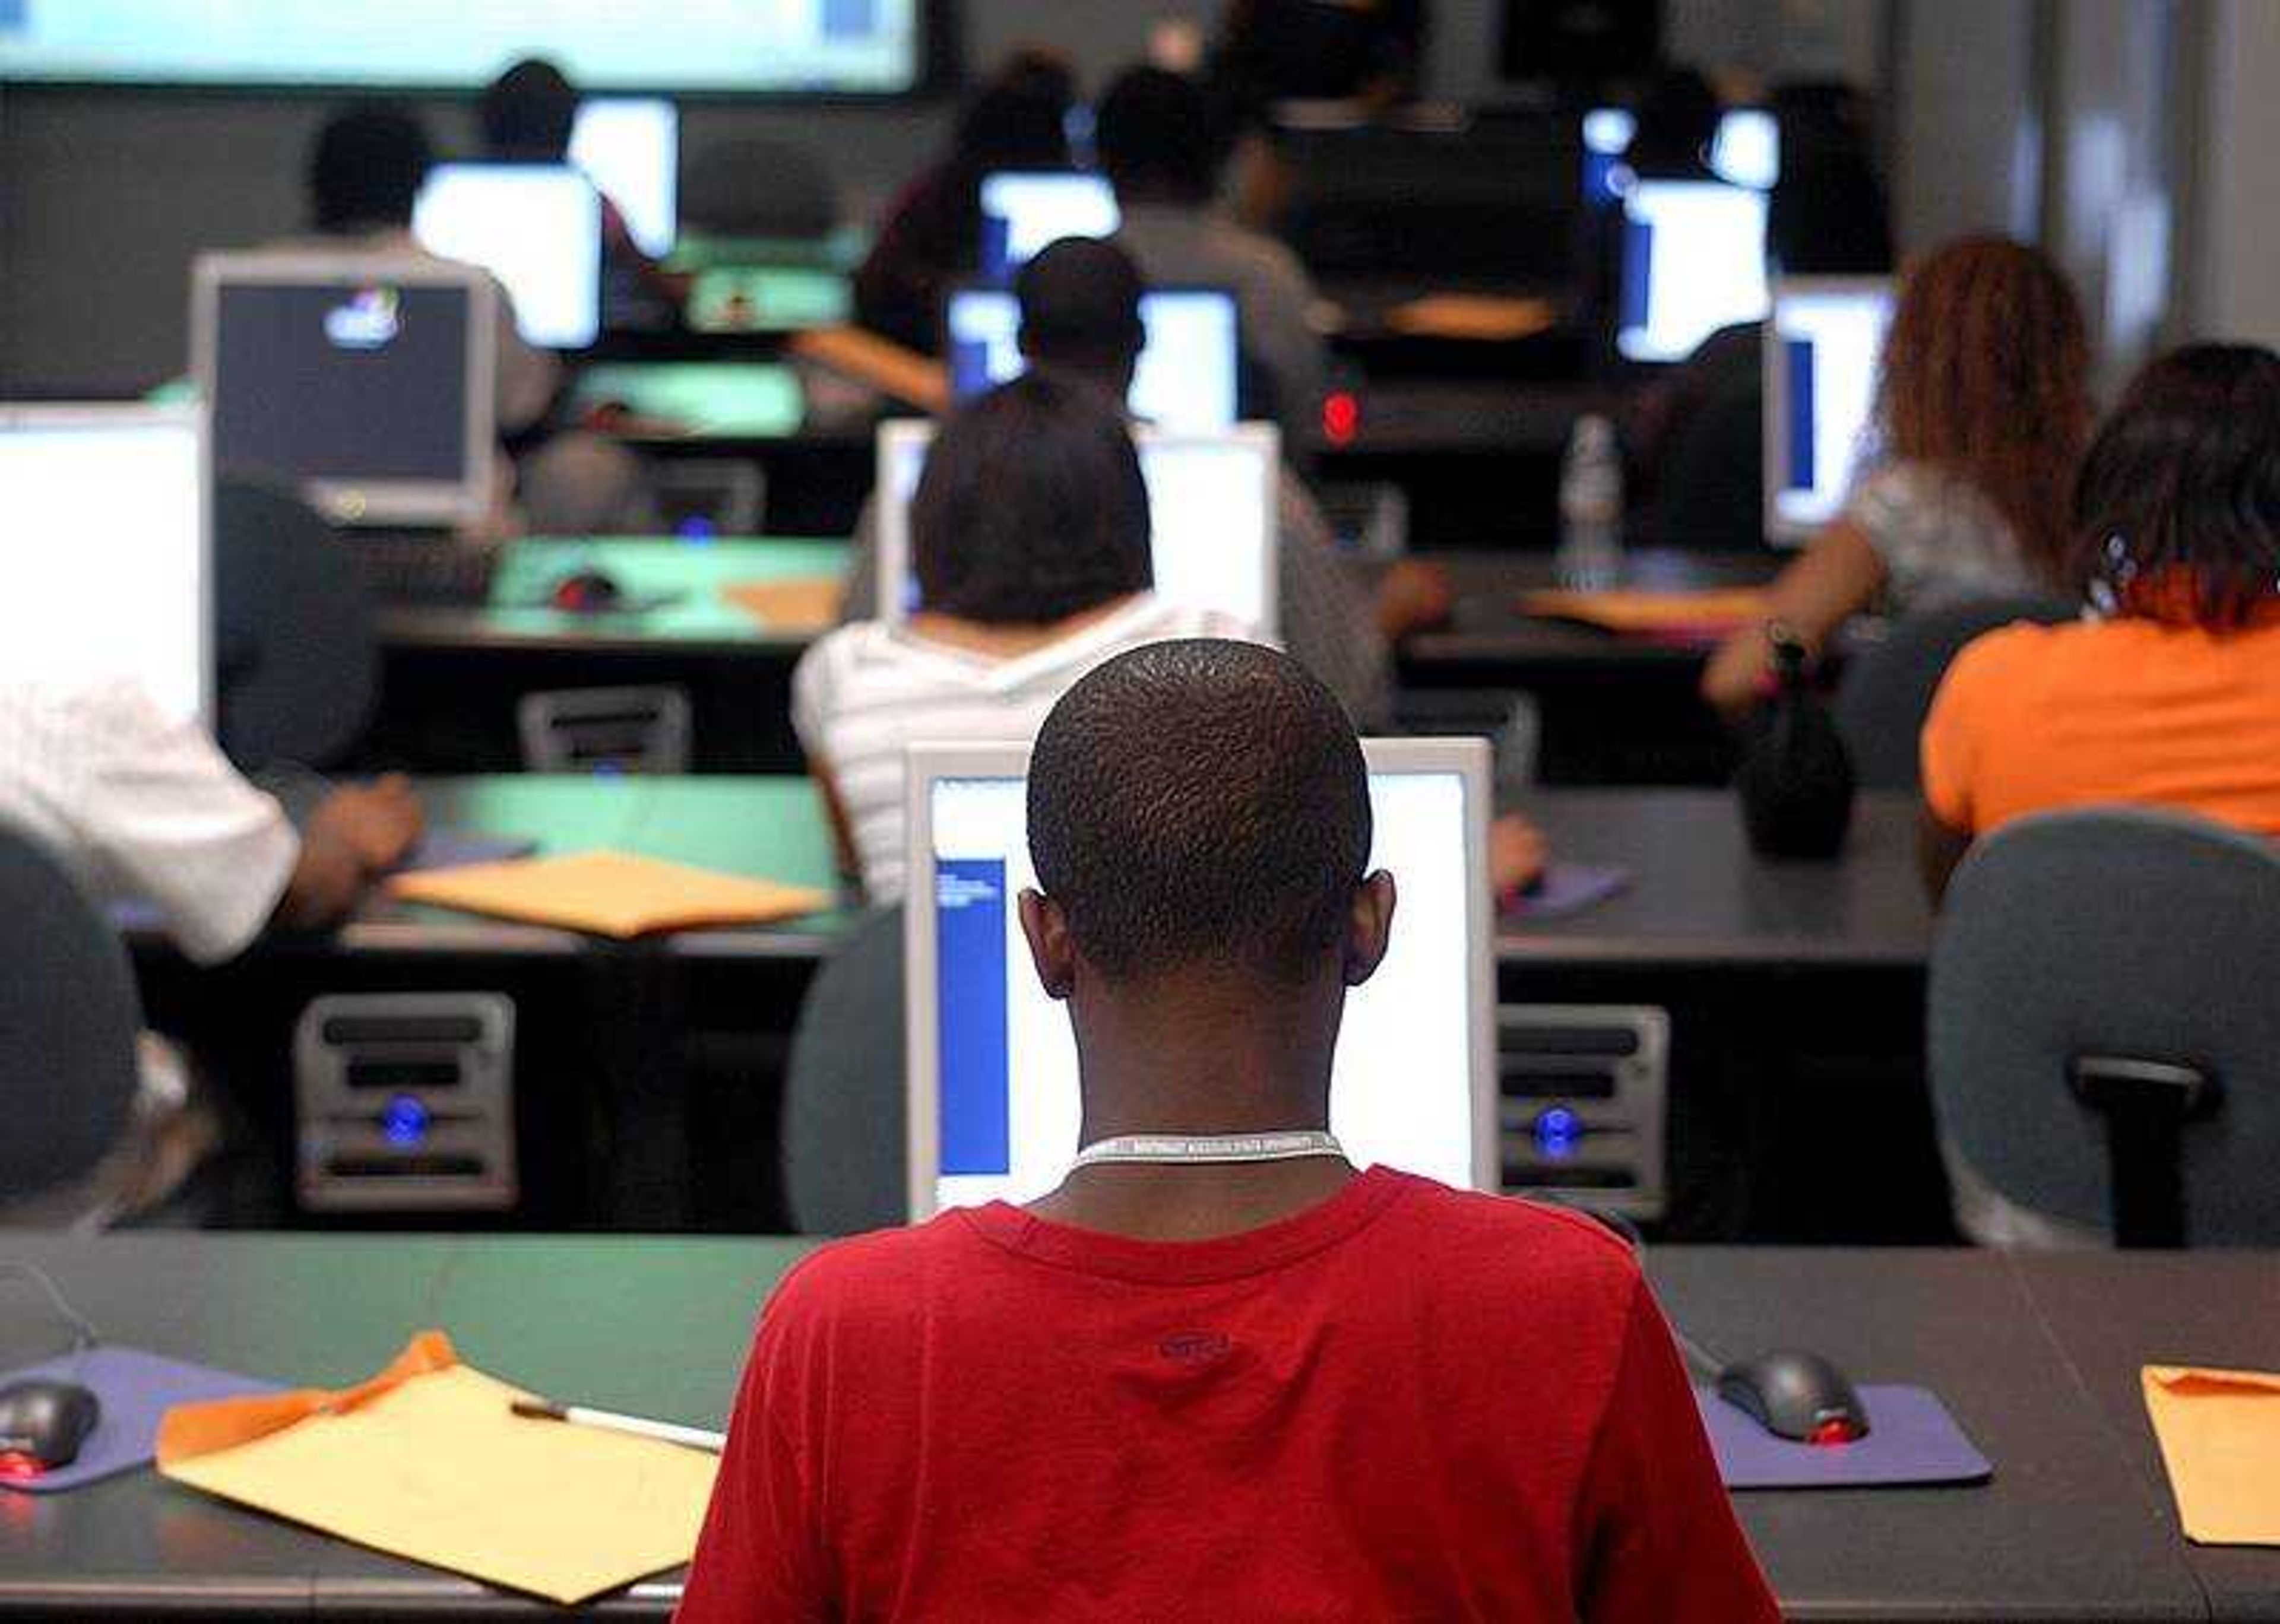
[1095,66,1227,204]
[1030,640,1372,987]
[480,57,579,162]
[310,103,433,233]
[1017,238,1147,392]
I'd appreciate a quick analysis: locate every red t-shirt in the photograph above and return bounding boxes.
[678,1168,1775,1622]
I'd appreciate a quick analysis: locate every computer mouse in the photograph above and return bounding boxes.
[0,1378,102,1476]
[550,570,624,613]
[1715,1350,1869,1445]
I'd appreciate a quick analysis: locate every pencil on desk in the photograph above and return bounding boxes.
[511,1397,726,1454]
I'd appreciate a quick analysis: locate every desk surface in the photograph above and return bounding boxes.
[0,1235,2263,1620]
[1404,547,1783,673]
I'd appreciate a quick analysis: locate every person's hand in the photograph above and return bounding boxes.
[1701,625,1777,721]
[1490,812,1548,902]
[1376,560,1456,641]
[311,775,425,873]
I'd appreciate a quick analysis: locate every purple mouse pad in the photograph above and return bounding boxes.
[0,1346,279,1493]
[1698,1384,1993,1489]
[1506,863,1634,921]
[397,830,540,873]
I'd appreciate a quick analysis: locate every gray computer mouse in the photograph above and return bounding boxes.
[1715,1349,1869,1444]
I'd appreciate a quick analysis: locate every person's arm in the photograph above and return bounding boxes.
[1275,480,1394,726]
[677,1317,829,1623]
[1575,1283,1781,1623]
[1918,805,1974,906]
[275,776,425,931]
[810,756,863,885]
[1916,642,1990,908]
[1701,518,1888,719]
[789,642,863,885]
[1490,812,1548,906]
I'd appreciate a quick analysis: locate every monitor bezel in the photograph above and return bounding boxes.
[1761,274,1895,547]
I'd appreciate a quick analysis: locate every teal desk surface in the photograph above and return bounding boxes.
[572,361,809,438]
[378,535,847,654]
[666,226,870,275]
[683,265,853,335]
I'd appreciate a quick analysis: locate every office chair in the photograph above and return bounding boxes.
[681,139,840,240]
[1832,594,2075,791]
[517,686,693,774]
[213,478,380,773]
[1929,805,2280,1246]
[781,908,905,1236]
[0,820,144,1223]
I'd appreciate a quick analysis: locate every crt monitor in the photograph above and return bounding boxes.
[1581,105,1636,205]
[0,403,211,727]
[873,420,1281,633]
[1616,180,1770,363]
[904,738,1497,1217]
[1710,107,1781,190]
[414,164,603,350]
[977,172,1120,281]
[1764,276,1894,545]
[192,253,499,528]
[944,286,1242,432]
[569,97,679,259]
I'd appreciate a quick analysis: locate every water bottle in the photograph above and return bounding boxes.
[1556,413,1626,589]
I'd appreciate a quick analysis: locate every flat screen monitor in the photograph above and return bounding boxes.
[1616,180,1769,363]
[874,420,1280,633]
[570,97,678,259]
[1581,105,1636,205]
[0,403,211,727]
[1764,276,1894,545]
[192,253,498,528]
[977,172,1120,281]
[905,738,1497,1217]
[1711,107,1781,190]
[414,164,602,350]
[944,286,1242,432]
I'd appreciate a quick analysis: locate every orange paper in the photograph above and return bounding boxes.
[723,575,844,632]
[791,325,949,412]
[2143,1365,2280,1546]
[1385,294,1557,342]
[1519,587,1771,638]
[388,849,832,938]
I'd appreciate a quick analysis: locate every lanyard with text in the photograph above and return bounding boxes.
[1071,1131,1347,1169]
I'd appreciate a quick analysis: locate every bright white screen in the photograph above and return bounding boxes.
[1617,181,1769,363]
[1711,109,1781,189]
[978,173,1120,275]
[0,415,206,724]
[1769,283,1893,538]
[414,166,601,348]
[571,99,678,259]
[1583,106,1637,156]
[946,289,1239,432]
[926,767,1478,1211]
[882,429,1276,630]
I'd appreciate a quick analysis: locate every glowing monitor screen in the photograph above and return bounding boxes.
[1711,108,1781,190]
[1617,180,1769,363]
[945,287,1241,432]
[977,173,1120,280]
[907,741,1493,1216]
[875,421,1279,633]
[1765,277,1894,544]
[1581,105,1637,205]
[0,405,210,725]
[571,98,678,259]
[414,164,602,349]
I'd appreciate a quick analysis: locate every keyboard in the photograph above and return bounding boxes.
[348,533,501,607]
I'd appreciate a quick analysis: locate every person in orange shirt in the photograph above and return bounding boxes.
[1920,343,2280,900]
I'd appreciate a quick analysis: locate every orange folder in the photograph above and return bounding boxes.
[388,850,832,938]
[723,575,844,632]
[1519,587,1771,640]
[2143,1365,2280,1546]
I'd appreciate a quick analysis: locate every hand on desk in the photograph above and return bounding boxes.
[1490,811,1548,900]
[1377,560,1456,641]
[279,777,426,930]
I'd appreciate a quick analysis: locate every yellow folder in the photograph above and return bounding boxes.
[388,849,832,938]
[157,1333,719,1606]
[2142,1365,2280,1545]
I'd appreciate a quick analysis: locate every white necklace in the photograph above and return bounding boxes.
[1071,1130,1347,1169]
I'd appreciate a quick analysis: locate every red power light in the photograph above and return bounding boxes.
[0,1453,45,1480]
[1322,392,1360,446]
[1808,1418,1861,1448]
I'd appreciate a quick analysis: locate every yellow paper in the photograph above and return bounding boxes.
[160,1340,718,1605]
[2143,1365,2280,1546]
[1385,293,1557,342]
[389,849,832,938]
[723,575,844,632]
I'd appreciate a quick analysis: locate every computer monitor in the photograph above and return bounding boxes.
[1616,180,1770,363]
[569,97,678,259]
[944,286,1242,432]
[977,172,1120,281]
[413,163,603,350]
[1581,105,1636,206]
[874,420,1280,633]
[1764,276,1894,545]
[904,738,1497,1217]
[1710,107,1781,191]
[192,252,498,528]
[0,403,211,726]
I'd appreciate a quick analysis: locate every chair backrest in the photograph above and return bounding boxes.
[517,685,692,774]
[781,907,905,1236]
[214,478,380,772]
[0,820,145,1206]
[1832,594,2076,790]
[1929,805,2280,1245]
[680,139,839,240]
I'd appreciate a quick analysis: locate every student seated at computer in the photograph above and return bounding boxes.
[796,371,1256,903]
[1702,236,2092,716]
[1097,65,1328,440]
[683,639,1775,1622]
[1920,343,2280,901]
[854,49,1079,354]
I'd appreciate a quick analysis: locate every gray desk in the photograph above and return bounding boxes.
[1,1235,2264,1619]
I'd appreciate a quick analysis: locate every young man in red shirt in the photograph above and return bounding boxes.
[680,640,1775,1620]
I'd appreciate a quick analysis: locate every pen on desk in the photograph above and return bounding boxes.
[511,1397,726,1454]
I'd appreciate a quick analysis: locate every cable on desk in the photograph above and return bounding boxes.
[0,1262,102,1360]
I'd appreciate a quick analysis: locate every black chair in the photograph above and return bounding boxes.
[781,908,906,1236]
[0,820,144,1219]
[1929,806,2280,1246]
[213,479,379,772]
[1832,594,2076,791]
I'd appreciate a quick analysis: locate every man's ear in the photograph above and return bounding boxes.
[1343,871,1396,988]
[1018,888,1077,1001]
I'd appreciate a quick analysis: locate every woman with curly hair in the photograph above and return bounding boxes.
[1703,236,2094,715]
